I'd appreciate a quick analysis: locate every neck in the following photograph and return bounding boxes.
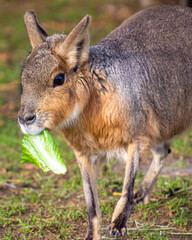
[60,63,128,153]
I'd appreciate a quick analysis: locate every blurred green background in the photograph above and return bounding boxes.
[0,0,191,239]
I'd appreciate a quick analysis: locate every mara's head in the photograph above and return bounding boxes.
[18,11,91,135]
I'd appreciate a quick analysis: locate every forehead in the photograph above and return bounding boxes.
[21,47,60,84]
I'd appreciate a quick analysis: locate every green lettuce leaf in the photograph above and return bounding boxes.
[21,129,67,174]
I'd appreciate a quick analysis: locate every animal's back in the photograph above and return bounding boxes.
[99,6,191,51]
[89,6,192,142]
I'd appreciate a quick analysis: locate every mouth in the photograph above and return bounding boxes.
[18,110,54,135]
[18,120,45,135]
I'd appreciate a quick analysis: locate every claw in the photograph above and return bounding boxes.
[107,223,127,238]
[121,227,127,236]
[111,229,116,237]
[115,231,120,238]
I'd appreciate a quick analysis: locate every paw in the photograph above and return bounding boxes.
[134,189,145,203]
[84,233,101,240]
[107,222,127,238]
[84,229,93,240]
[85,216,101,240]
[84,237,92,240]
[134,188,149,204]
[84,233,93,240]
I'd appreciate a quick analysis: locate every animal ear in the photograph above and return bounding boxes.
[24,10,48,49]
[54,15,91,71]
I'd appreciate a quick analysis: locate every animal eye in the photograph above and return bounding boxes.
[53,73,65,88]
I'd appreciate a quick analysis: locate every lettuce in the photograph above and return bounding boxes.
[21,129,67,174]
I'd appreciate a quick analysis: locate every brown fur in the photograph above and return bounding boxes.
[18,7,192,239]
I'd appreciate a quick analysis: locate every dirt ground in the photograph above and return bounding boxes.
[0,0,192,239]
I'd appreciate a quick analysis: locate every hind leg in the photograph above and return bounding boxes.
[134,142,171,204]
[108,141,150,238]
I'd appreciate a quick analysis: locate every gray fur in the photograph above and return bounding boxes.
[18,5,192,239]
[89,6,192,141]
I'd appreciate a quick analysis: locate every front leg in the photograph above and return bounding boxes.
[75,152,101,240]
[108,141,149,238]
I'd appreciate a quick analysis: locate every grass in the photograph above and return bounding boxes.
[0,115,191,239]
[0,0,192,239]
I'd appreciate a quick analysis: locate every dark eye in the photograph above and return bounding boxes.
[53,73,65,88]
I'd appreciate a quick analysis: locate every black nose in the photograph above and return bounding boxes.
[18,114,36,125]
